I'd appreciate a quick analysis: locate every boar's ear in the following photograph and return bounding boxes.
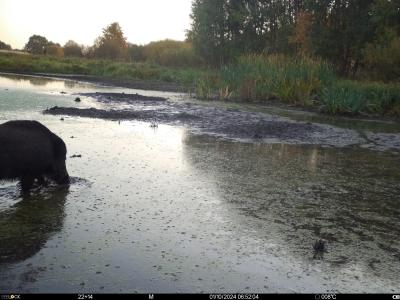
[52,135,67,159]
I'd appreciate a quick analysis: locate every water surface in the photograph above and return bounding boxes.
[0,74,399,293]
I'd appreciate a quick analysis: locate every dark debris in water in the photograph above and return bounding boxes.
[44,106,201,123]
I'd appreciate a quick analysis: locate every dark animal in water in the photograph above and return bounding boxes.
[313,239,326,252]
[0,120,70,194]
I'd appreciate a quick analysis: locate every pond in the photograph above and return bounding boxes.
[0,73,399,293]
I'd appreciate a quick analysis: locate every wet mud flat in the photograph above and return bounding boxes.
[44,92,400,152]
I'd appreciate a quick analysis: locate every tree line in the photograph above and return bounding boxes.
[188,0,400,80]
[4,22,202,68]
[22,23,128,59]
[1,1,398,81]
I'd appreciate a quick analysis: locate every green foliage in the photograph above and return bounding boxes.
[0,40,12,50]
[139,40,202,68]
[93,22,128,60]
[189,0,400,81]
[190,0,229,66]
[363,36,400,81]
[195,74,218,99]
[321,81,400,116]
[24,35,48,54]
[128,44,145,62]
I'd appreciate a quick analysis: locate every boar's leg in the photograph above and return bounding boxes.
[20,176,34,194]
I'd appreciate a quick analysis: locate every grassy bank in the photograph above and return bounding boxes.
[1,52,399,117]
[0,52,208,89]
[197,54,400,118]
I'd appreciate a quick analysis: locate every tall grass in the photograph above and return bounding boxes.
[218,54,336,105]
[320,80,400,116]
[195,53,400,117]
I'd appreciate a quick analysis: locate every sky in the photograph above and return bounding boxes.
[0,0,193,49]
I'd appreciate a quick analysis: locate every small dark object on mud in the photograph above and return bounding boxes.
[70,136,75,138]
[60,117,64,121]
[150,120,158,128]
[75,97,81,102]
[70,154,82,158]
[0,120,70,194]
[60,91,66,94]
[313,239,326,252]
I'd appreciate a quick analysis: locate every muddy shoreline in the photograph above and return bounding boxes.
[43,92,400,152]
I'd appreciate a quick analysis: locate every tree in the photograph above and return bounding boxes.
[93,22,128,60]
[289,10,313,56]
[189,0,299,65]
[0,40,12,50]
[190,0,229,66]
[24,35,48,54]
[63,40,83,57]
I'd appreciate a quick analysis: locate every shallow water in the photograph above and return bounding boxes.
[0,74,399,293]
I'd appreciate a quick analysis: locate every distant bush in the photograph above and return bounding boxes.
[46,43,64,57]
[63,40,83,57]
[128,44,145,62]
[0,40,12,50]
[141,40,202,68]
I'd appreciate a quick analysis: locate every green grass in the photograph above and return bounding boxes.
[320,80,400,116]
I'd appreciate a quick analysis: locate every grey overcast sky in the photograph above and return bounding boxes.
[0,0,193,49]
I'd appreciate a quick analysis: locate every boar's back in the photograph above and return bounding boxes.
[0,120,67,179]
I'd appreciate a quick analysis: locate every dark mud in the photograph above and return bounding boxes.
[80,92,167,103]
[43,91,397,150]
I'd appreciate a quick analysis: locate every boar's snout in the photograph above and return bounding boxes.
[53,162,70,185]
[57,172,70,185]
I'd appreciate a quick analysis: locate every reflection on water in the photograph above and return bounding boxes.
[0,72,184,101]
[182,134,400,287]
[0,186,69,264]
[0,74,78,90]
